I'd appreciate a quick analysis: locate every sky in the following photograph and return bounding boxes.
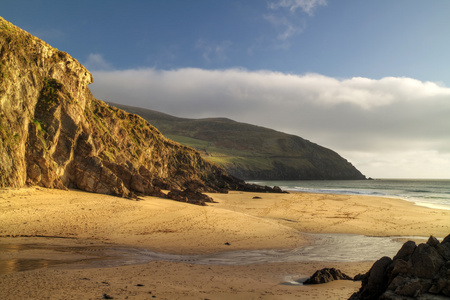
[2,0,450,179]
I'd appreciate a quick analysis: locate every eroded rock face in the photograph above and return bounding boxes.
[350,235,450,300]
[1,20,93,188]
[0,17,267,203]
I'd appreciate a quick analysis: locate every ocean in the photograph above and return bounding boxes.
[248,179,450,211]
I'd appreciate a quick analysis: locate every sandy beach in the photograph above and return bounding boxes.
[1,187,449,299]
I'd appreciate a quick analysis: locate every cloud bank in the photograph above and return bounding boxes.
[89,67,450,178]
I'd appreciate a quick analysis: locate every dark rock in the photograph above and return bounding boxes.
[443,235,450,244]
[410,243,444,279]
[102,294,113,299]
[390,259,410,278]
[436,239,450,261]
[429,275,450,296]
[272,186,283,193]
[303,268,352,284]
[167,188,215,206]
[353,273,366,281]
[349,234,450,300]
[235,183,287,193]
[427,236,440,247]
[362,256,392,299]
[393,240,416,261]
[389,277,431,297]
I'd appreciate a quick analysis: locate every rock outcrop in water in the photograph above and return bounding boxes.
[0,17,276,204]
[349,235,450,300]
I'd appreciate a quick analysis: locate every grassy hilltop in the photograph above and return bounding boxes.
[109,103,366,180]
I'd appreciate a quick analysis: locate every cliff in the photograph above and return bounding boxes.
[109,103,366,180]
[0,17,263,203]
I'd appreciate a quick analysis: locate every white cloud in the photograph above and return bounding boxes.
[263,0,326,47]
[84,53,114,71]
[89,67,450,178]
[195,39,232,63]
[263,14,303,41]
[269,0,327,15]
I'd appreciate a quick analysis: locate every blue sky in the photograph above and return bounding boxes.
[2,0,450,178]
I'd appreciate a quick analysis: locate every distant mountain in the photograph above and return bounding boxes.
[109,103,366,180]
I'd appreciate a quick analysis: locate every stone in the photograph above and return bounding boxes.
[303,268,352,284]
[353,273,366,281]
[436,240,450,261]
[410,243,444,279]
[393,240,416,261]
[393,278,431,297]
[427,236,440,247]
[167,188,215,205]
[349,234,450,300]
[360,256,392,299]
[429,277,450,295]
[389,259,410,279]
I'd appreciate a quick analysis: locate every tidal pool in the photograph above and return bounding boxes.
[0,233,412,275]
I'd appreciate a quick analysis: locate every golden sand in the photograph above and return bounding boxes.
[1,187,449,299]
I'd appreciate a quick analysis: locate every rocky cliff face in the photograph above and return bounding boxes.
[0,17,257,202]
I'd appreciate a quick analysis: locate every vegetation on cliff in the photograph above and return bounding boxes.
[109,103,366,180]
[0,17,275,204]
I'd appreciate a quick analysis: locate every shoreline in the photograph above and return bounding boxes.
[249,178,450,211]
[208,190,450,239]
[1,187,449,299]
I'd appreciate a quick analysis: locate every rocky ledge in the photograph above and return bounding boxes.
[350,235,450,300]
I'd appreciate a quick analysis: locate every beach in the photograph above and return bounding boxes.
[1,187,449,299]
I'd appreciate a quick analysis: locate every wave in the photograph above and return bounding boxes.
[250,179,450,211]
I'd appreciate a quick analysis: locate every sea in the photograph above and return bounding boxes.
[248,179,450,211]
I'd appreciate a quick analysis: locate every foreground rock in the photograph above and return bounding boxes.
[349,235,450,300]
[303,268,353,284]
[0,17,282,204]
[167,188,215,206]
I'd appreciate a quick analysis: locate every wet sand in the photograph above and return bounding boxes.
[1,187,449,299]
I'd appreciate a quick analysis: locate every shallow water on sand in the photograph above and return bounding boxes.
[0,233,417,274]
[250,179,450,210]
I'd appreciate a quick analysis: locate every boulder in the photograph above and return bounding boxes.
[167,188,215,206]
[410,243,445,279]
[303,268,352,284]
[392,240,416,261]
[353,256,392,300]
[349,234,450,299]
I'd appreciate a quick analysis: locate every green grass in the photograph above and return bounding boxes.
[166,134,273,170]
[109,102,366,180]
